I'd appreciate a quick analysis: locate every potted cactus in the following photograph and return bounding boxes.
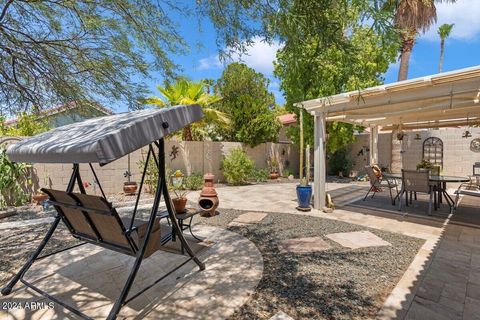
[296,145,312,211]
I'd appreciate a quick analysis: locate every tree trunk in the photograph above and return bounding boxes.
[182,125,193,141]
[439,39,445,73]
[397,32,416,81]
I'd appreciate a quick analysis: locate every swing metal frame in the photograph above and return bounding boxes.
[1,139,205,320]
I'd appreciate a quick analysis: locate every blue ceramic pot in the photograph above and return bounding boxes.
[296,184,312,208]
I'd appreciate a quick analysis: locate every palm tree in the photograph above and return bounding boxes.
[386,0,456,81]
[142,79,228,141]
[438,23,454,73]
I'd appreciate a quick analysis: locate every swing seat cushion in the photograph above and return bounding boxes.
[43,189,162,258]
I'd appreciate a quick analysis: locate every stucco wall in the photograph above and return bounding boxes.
[30,141,299,195]
[346,127,480,177]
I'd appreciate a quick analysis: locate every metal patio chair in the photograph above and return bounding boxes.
[398,169,434,216]
[363,165,399,205]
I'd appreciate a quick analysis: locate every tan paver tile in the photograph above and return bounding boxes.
[228,211,268,226]
[325,230,391,249]
[278,237,331,254]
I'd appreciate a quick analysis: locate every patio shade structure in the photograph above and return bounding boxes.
[296,65,480,209]
[2,105,206,320]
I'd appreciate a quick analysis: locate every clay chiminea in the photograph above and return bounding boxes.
[198,173,219,217]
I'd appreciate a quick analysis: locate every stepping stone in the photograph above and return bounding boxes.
[228,212,267,227]
[278,237,331,254]
[270,311,295,320]
[325,230,391,249]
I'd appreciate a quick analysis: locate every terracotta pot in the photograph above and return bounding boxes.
[123,182,137,195]
[32,193,49,205]
[172,197,187,214]
[270,172,280,179]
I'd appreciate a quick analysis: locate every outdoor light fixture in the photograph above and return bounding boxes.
[463,114,472,138]
[414,118,422,140]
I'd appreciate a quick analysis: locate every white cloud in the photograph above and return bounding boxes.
[198,56,222,70]
[421,0,480,41]
[197,37,283,75]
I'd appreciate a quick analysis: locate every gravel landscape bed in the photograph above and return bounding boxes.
[194,210,425,320]
[1,207,424,319]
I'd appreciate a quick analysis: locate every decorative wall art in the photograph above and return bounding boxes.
[470,138,480,153]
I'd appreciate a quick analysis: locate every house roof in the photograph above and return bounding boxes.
[297,65,480,130]
[278,113,297,125]
[4,101,113,125]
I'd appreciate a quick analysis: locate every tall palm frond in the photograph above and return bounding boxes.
[141,79,229,141]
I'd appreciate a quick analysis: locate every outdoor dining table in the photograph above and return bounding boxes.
[382,173,470,211]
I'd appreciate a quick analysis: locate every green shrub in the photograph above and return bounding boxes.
[250,168,269,182]
[0,148,30,209]
[221,148,254,185]
[282,169,293,178]
[184,172,204,190]
[328,147,355,176]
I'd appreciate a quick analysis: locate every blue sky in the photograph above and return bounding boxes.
[137,0,480,111]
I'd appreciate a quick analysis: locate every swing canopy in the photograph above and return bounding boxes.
[7,104,203,165]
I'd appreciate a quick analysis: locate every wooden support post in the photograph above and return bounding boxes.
[369,125,379,165]
[313,112,326,209]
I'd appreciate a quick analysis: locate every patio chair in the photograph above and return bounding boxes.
[398,169,434,216]
[416,166,440,209]
[363,165,399,205]
[454,185,480,210]
[467,162,480,190]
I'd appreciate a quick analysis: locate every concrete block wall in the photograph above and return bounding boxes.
[400,127,480,177]
[348,133,392,176]
[31,141,299,195]
[347,128,480,178]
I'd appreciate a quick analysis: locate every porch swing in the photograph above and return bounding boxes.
[1,105,206,320]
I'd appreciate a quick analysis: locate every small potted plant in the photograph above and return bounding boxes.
[32,173,50,205]
[123,154,137,195]
[296,146,312,211]
[416,159,434,170]
[269,157,280,179]
[171,170,188,213]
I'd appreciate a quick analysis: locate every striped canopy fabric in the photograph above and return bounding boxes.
[7,105,203,165]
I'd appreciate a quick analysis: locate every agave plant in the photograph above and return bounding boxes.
[142,79,229,141]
